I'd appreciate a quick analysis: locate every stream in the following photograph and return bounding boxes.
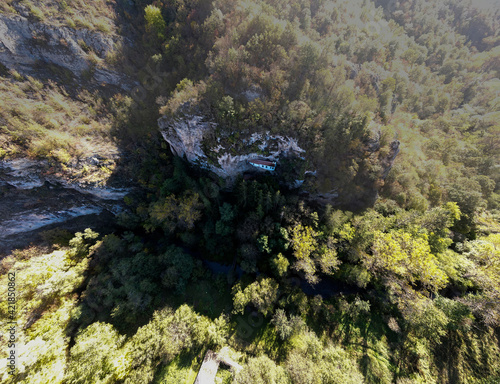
[203,259,362,299]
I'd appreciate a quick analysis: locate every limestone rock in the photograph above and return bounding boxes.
[159,115,215,164]
[0,158,129,255]
[159,114,305,180]
[158,112,400,208]
[0,14,133,90]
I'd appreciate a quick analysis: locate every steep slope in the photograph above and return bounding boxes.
[0,2,141,253]
[0,13,133,90]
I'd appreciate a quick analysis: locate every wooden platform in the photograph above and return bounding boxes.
[248,159,276,171]
[194,347,243,384]
[194,350,220,384]
[249,159,275,166]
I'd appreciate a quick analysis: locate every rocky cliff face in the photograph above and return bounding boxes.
[159,113,400,209]
[159,114,306,180]
[0,14,133,90]
[159,115,216,167]
[0,158,129,255]
[0,12,137,255]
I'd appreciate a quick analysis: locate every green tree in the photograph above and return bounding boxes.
[448,178,486,238]
[234,355,289,384]
[66,228,99,264]
[369,230,448,290]
[319,346,366,384]
[271,309,305,340]
[232,277,280,316]
[65,322,130,384]
[271,253,289,277]
[290,224,318,283]
[159,246,195,293]
[144,5,166,41]
[147,192,202,233]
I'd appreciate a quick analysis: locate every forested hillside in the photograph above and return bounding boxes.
[0,0,499,383]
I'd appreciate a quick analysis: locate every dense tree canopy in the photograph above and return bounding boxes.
[0,0,499,383]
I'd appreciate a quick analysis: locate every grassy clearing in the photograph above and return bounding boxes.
[0,72,121,184]
[0,0,16,14]
[214,366,233,384]
[153,351,204,384]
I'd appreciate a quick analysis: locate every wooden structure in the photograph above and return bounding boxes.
[194,350,220,384]
[194,347,243,384]
[248,159,276,171]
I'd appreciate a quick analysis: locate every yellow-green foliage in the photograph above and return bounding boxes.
[159,79,206,116]
[0,250,88,320]
[0,0,16,14]
[290,224,317,261]
[271,253,289,277]
[290,224,339,283]
[234,355,289,384]
[154,354,201,384]
[0,248,88,383]
[290,224,320,284]
[370,230,448,290]
[232,277,280,316]
[0,239,226,383]
[64,322,130,384]
[146,192,203,233]
[121,305,216,384]
[144,5,166,40]
[64,304,218,384]
[464,234,500,297]
[285,330,366,384]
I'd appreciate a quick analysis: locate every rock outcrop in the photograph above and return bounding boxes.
[381,139,401,179]
[159,113,401,209]
[0,14,133,90]
[160,115,216,166]
[0,13,140,254]
[0,158,129,255]
[159,114,305,180]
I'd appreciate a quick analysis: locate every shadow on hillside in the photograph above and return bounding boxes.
[0,0,172,256]
[0,0,184,345]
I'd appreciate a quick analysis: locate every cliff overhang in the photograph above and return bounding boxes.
[158,114,306,181]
